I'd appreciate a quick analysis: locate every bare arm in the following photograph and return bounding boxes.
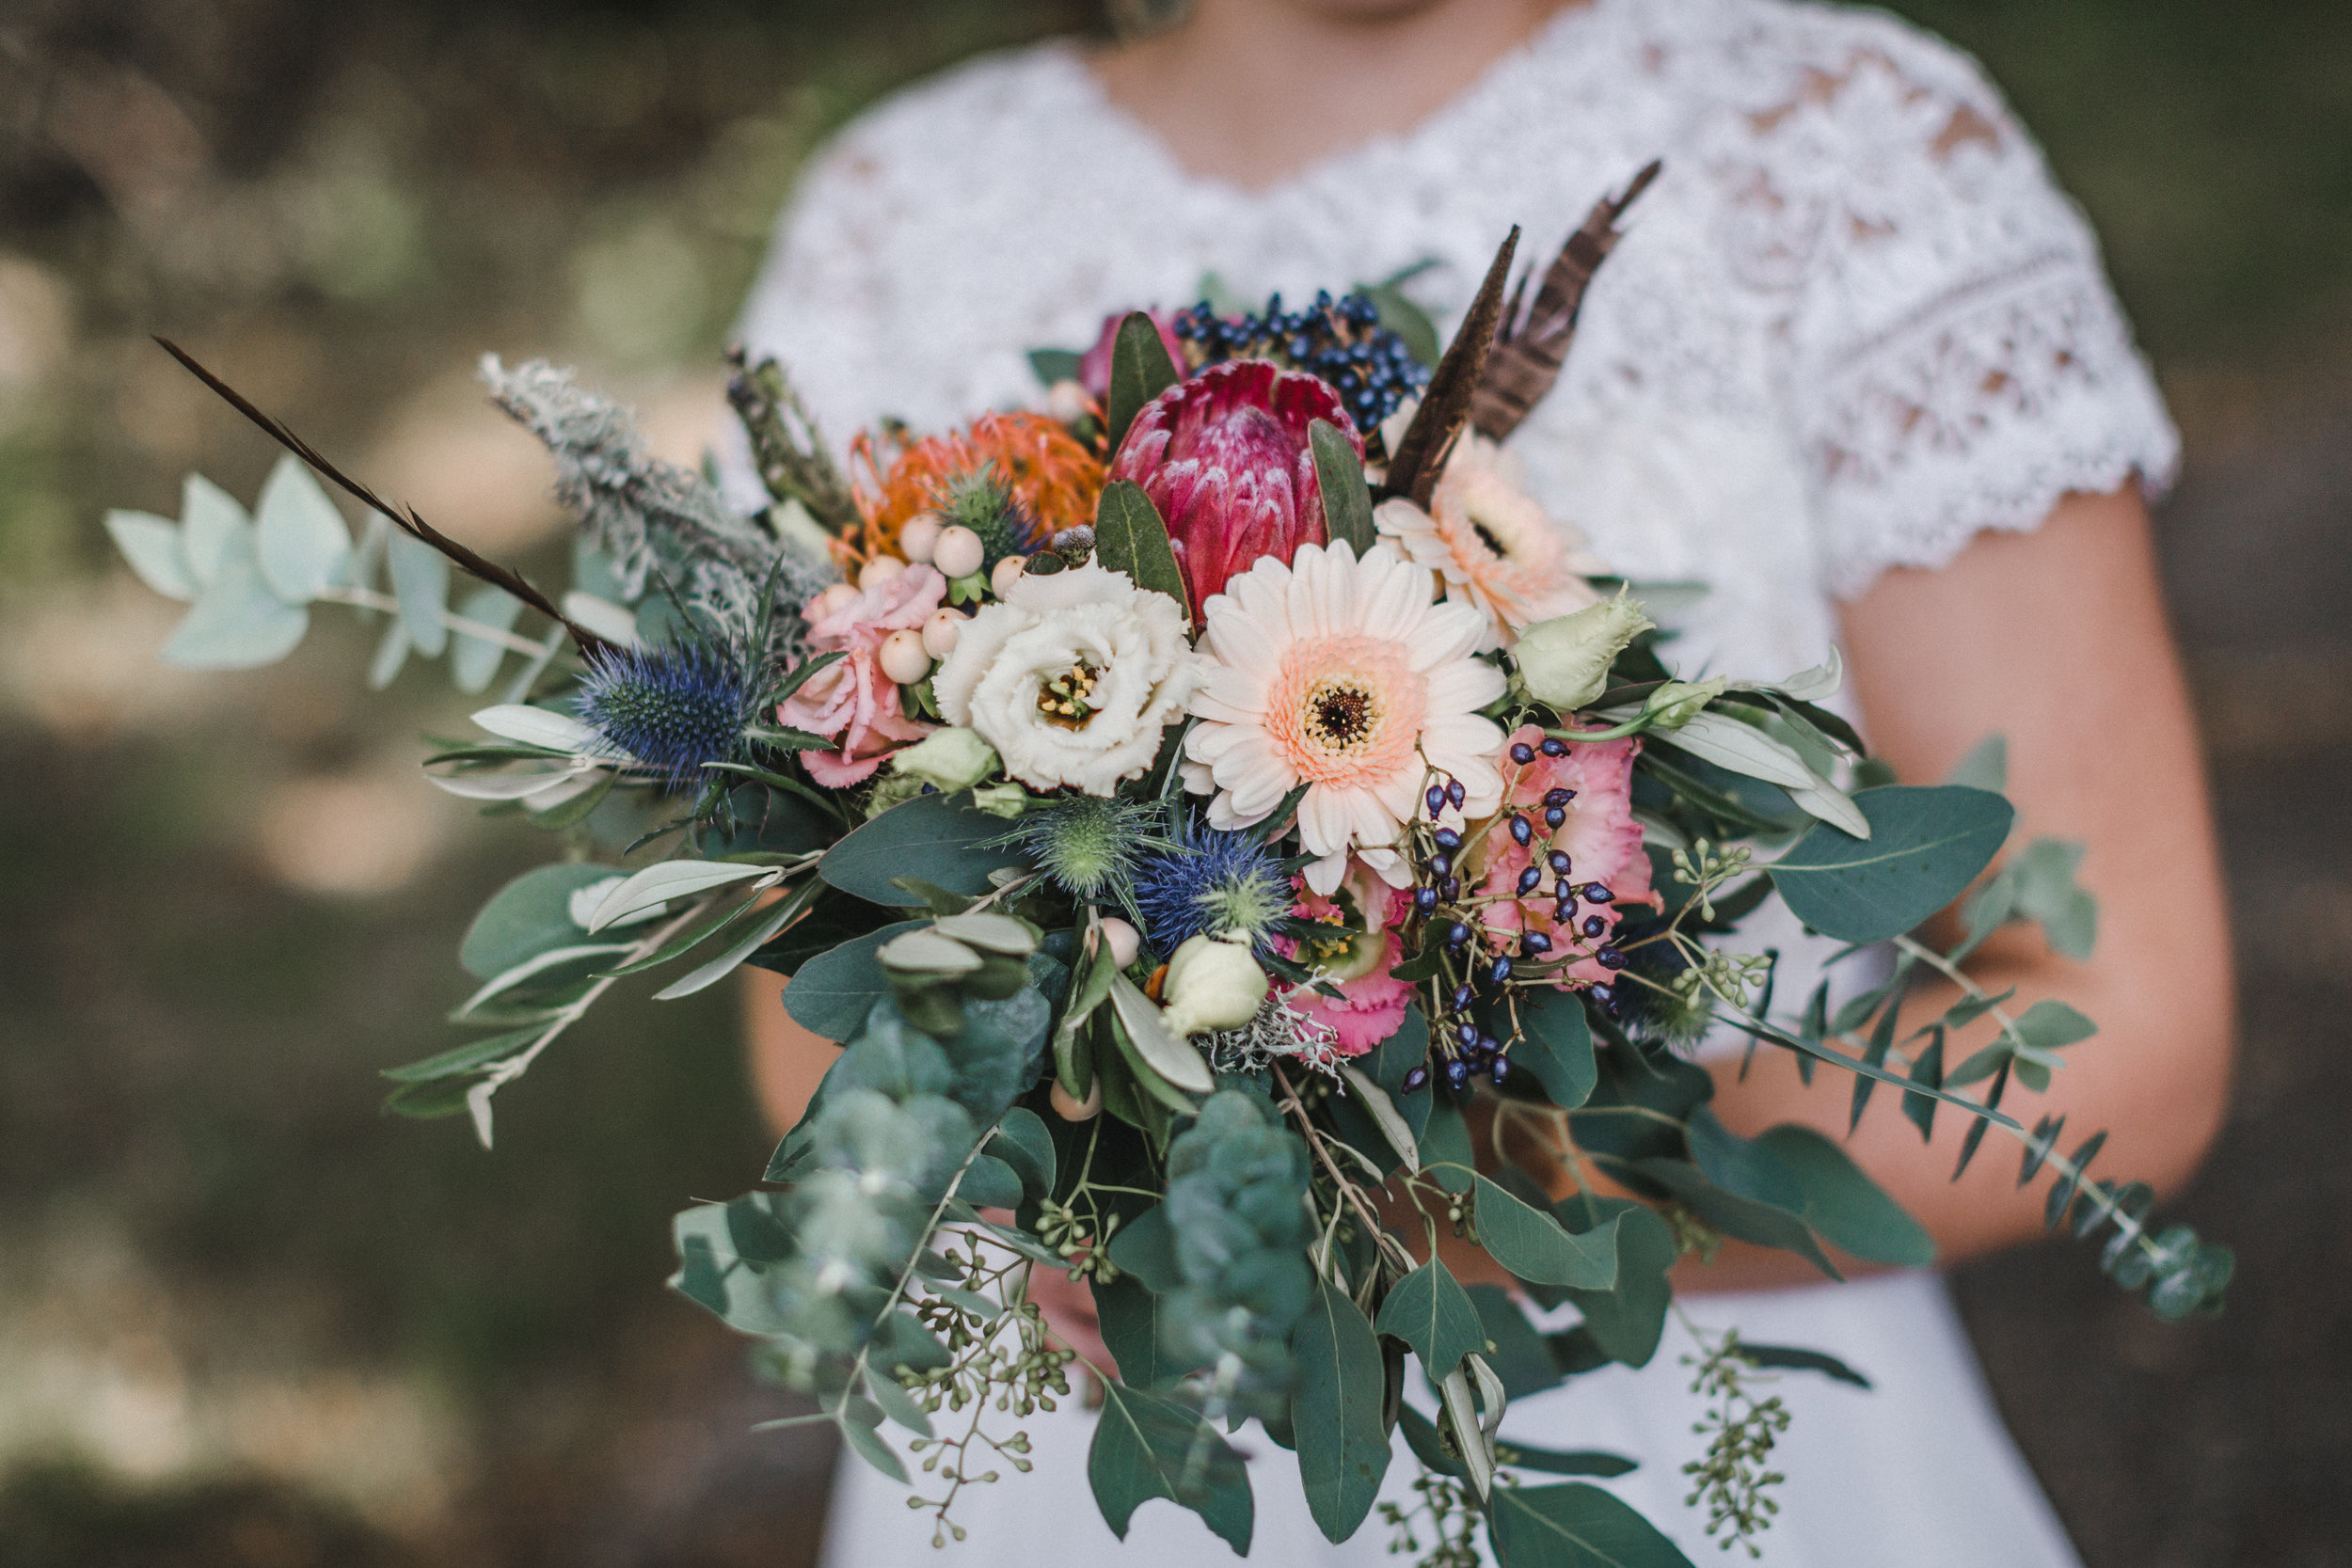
[1677,484,2234,1288]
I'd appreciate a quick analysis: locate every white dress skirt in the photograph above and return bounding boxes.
[731,0,2179,1559]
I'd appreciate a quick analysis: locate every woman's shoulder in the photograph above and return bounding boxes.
[794,40,1091,202]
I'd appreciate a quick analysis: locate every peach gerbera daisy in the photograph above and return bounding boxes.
[1183,540,1506,895]
[1373,431,1601,648]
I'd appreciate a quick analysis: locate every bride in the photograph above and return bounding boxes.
[736,0,2232,1561]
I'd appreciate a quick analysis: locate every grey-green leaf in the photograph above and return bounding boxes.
[1375,1258,1486,1377]
[1310,420,1375,554]
[1515,989,1597,1110]
[106,510,195,600]
[1488,1481,1697,1567]
[1103,311,1181,453]
[1088,1380,1253,1556]
[387,531,452,657]
[254,453,351,602]
[160,523,309,669]
[1292,1275,1391,1543]
[1092,478,1190,612]
[1768,785,2014,943]
[1754,1124,1934,1267]
[819,791,1030,906]
[783,922,930,1041]
[1473,1175,1618,1289]
[451,585,524,693]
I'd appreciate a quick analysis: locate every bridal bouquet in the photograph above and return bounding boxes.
[103,170,2227,1564]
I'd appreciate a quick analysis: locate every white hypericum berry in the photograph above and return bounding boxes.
[811,582,859,621]
[1044,379,1090,424]
[878,627,932,685]
[990,554,1028,597]
[899,511,945,564]
[858,555,907,591]
[1097,916,1140,970]
[1049,1077,1103,1121]
[931,525,985,581]
[921,608,965,659]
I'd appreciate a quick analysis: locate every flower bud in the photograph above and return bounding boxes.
[1515,590,1655,713]
[878,627,932,685]
[1157,932,1268,1037]
[1098,916,1140,970]
[899,511,946,564]
[890,725,999,793]
[1643,676,1727,731]
[967,780,1032,818]
[858,555,906,591]
[932,525,985,580]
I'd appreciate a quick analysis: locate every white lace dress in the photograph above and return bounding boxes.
[732,0,2177,1560]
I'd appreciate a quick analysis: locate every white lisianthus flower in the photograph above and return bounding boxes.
[930,562,1200,797]
[1515,591,1656,713]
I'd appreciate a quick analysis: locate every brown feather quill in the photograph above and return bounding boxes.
[1469,160,1662,443]
[153,337,610,657]
[1377,226,1520,509]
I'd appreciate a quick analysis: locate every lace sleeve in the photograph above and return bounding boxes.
[1734,16,2180,599]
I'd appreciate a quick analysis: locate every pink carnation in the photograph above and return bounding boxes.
[1279,871,1415,1056]
[779,566,946,786]
[1472,725,1657,987]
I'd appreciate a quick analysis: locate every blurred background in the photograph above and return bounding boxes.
[0,0,2345,1562]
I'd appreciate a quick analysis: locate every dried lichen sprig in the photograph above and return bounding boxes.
[1470,160,1662,443]
[151,336,610,656]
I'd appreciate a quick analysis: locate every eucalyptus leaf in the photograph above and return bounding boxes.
[460,863,622,978]
[1375,1258,1485,1378]
[1488,1481,1697,1568]
[1754,1124,1934,1267]
[987,1107,1057,1198]
[160,521,309,670]
[254,454,351,602]
[819,790,1030,906]
[179,472,248,586]
[1473,1176,1618,1289]
[1554,1198,1677,1368]
[368,615,410,689]
[1337,1065,1419,1170]
[387,531,451,657]
[1515,989,1597,1111]
[1292,1275,1390,1542]
[1091,1274,1168,1387]
[1768,785,2014,943]
[1088,1379,1253,1556]
[1108,974,1216,1094]
[451,586,524,693]
[105,510,195,600]
[783,923,930,1041]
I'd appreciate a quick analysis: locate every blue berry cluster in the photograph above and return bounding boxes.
[1171,290,1429,436]
[1397,743,1628,1095]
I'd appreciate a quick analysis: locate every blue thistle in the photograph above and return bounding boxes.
[574,640,753,790]
[1134,814,1294,958]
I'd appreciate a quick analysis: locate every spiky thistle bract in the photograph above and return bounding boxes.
[990,794,1169,915]
[575,639,755,791]
[939,467,1046,569]
[1134,812,1295,958]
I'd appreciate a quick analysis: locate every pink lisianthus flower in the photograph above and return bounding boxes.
[1471,724,1658,986]
[1109,359,1360,623]
[1077,309,1185,399]
[778,566,946,786]
[1276,866,1415,1055]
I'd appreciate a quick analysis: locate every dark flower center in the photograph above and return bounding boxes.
[1305,680,1381,752]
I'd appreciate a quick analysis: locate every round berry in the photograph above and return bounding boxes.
[1428,852,1454,879]
[1546,850,1572,876]
[1413,886,1439,914]
[1545,806,1567,829]
[1517,866,1543,895]
[1402,1066,1431,1094]
[1583,883,1614,904]
[1596,947,1626,971]
[1544,787,1574,809]
[1522,932,1552,956]
[1509,816,1534,847]
[1583,915,1608,939]
[1539,737,1568,757]
[1509,742,1536,765]
[1445,779,1466,808]
[1489,1057,1513,1085]
[1433,827,1462,851]
[1489,957,1514,984]
[1447,922,1472,948]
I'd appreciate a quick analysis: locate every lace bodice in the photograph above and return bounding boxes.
[732,0,2175,684]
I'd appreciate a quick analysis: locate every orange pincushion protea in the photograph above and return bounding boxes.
[850,412,1104,562]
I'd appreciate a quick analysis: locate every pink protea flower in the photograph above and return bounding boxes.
[1471,724,1657,986]
[1077,309,1184,399]
[1279,868,1415,1055]
[779,566,946,786]
[1109,359,1360,622]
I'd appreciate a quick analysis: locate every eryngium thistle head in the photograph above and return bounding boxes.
[940,468,1045,567]
[575,641,751,790]
[1134,815,1292,958]
[993,793,1163,908]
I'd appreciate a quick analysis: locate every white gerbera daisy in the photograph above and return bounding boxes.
[1183,540,1506,895]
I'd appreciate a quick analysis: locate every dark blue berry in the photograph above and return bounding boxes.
[1583,883,1614,904]
[1402,1066,1430,1094]
[1428,852,1453,879]
[1545,806,1567,829]
[1489,1056,1513,1085]
[1413,886,1438,913]
[1589,983,1614,1006]
[1445,779,1466,808]
[1597,947,1626,971]
[1522,932,1552,955]
[1546,850,1572,875]
[1489,957,1514,984]
[1433,827,1462,851]
[1447,922,1472,948]
[1517,866,1543,895]
[1583,914,1608,938]
[1457,1022,1480,1047]
[1509,816,1534,846]
[1509,742,1536,765]
[1440,876,1459,900]
[1451,984,1474,1011]
[1444,1058,1470,1089]
[1425,784,1446,819]
[1539,737,1569,757]
[1544,787,1575,809]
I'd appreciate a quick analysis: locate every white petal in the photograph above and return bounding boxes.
[1302,846,1348,896]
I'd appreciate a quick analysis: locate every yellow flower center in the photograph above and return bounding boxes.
[1036,659,1103,729]
[1303,677,1383,753]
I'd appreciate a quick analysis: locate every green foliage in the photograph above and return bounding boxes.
[1156,1091,1317,1393]
[1767,785,2014,942]
[1311,420,1377,554]
[1487,1481,1697,1568]
[818,790,1031,907]
[1103,312,1182,453]
[1092,478,1190,610]
[1290,1274,1391,1541]
[1087,1379,1254,1556]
